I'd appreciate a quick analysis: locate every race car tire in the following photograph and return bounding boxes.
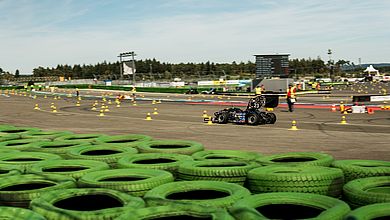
[230,192,350,220]
[257,152,334,167]
[31,188,145,220]
[136,140,204,155]
[29,159,110,179]
[331,159,390,182]
[0,173,75,208]
[216,112,229,124]
[246,113,259,126]
[144,180,251,208]
[78,168,174,197]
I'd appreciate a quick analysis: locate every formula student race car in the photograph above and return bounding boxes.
[208,95,278,125]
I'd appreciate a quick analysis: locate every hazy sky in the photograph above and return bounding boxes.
[1,0,389,73]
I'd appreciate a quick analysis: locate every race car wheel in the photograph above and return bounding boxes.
[267,112,277,124]
[216,112,229,124]
[246,114,259,126]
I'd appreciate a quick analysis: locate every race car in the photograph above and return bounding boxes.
[210,95,278,125]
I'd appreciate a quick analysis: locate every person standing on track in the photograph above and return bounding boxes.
[287,84,297,112]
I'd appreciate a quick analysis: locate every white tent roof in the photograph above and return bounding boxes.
[364,65,379,73]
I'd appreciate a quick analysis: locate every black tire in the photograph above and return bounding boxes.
[29,159,110,179]
[247,165,344,197]
[78,168,174,197]
[216,112,229,124]
[66,144,138,167]
[331,159,390,182]
[344,202,390,220]
[0,138,51,151]
[31,188,145,220]
[0,152,62,173]
[117,205,235,220]
[178,159,258,185]
[0,206,46,220]
[230,192,350,220]
[343,176,390,207]
[267,112,277,124]
[29,140,91,157]
[192,150,262,162]
[117,153,193,176]
[257,152,334,167]
[144,180,251,208]
[21,130,73,140]
[54,133,107,142]
[0,174,75,208]
[136,140,204,155]
[246,113,259,126]
[94,134,152,147]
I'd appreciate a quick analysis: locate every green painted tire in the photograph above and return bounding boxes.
[54,133,107,142]
[0,126,41,136]
[66,144,138,167]
[136,140,204,155]
[0,206,46,220]
[94,134,152,147]
[0,164,22,178]
[0,149,20,154]
[247,165,344,197]
[29,159,110,179]
[144,180,251,208]
[257,152,334,167]
[0,138,51,151]
[117,205,235,220]
[31,188,145,220]
[192,150,262,162]
[344,202,390,220]
[21,130,73,140]
[117,153,193,175]
[331,159,390,182]
[343,176,390,207]
[28,140,91,157]
[78,168,174,197]
[0,152,62,173]
[0,134,21,142]
[0,174,75,208]
[230,192,350,220]
[177,159,258,185]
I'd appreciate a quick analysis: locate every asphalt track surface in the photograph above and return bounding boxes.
[1,83,389,161]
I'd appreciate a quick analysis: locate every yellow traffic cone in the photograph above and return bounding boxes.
[288,120,299,130]
[91,105,97,111]
[98,110,105,117]
[340,116,348,124]
[202,110,208,118]
[50,103,55,109]
[34,104,40,110]
[76,101,81,106]
[44,95,47,99]
[132,101,138,106]
[152,100,156,105]
[108,100,112,105]
[207,116,213,125]
[52,107,57,113]
[104,106,110,112]
[145,113,152,120]
[266,108,274,112]
[53,96,57,100]
[116,103,121,108]
[153,108,159,115]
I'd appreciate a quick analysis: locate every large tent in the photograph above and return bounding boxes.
[363,65,379,75]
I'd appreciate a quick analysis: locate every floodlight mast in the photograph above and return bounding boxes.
[118,51,137,84]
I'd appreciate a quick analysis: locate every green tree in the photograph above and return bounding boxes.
[15,69,20,78]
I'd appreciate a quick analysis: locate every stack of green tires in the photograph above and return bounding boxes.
[135,140,204,155]
[0,152,62,172]
[27,140,91,158]
[0,164,21,178]
[0,134,21,142]
[54,133,107,142]
[94,134,152,147]
[0,138,51,151]
[78,168,174,196]
[247,165,344,197]
[257,152,334,167]
[0,125,41,136]
[0,206,46,220]
[192,149,262,162]
[344,202,390,220]
[331,159,390,182]
[177,159,258,185]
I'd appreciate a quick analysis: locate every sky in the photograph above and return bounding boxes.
[1,0,390,74]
